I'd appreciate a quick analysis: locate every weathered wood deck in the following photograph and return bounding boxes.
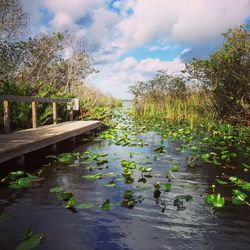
[0,121,101,164]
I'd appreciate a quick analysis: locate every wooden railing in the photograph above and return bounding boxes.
[0,95,79,134]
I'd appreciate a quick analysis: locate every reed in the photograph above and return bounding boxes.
[132,89,216,127]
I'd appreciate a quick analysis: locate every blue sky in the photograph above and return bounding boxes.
[21,0,250,99]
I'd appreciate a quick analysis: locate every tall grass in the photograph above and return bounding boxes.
[131,90,216,127]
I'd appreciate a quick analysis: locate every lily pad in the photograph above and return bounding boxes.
[66,197,77,208]
[170,165,179,172]
[58,153,74,165]
[105,182,117,188]
[121,160,136,169]
[164,183,172,192]
[60,191,73,201]
[49,186,64,193]
[216,179,228,185]
[9,176,37,189]
[123,190,133,199]
[9,171,25,179]
[154,146,165,153]
[16,234,43,250]
[232,189,247,205]
[76,203,95,209]
[82,173,102,180]
[101,199,110,211]
[106,172,116,177]
[242,182,250,191]
[205,194,225,208]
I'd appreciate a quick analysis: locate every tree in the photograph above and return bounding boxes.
[21,33,64,89]
[0,30,97,94]
[129,71,187,101]
[0,40,26,83]
[185,26,250,123]
[62,32,97,91]
[0,0,28,42]
[129,81,146,99]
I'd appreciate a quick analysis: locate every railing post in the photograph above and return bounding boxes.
[3,100,10,133]
[52,102,57,124]
[69,103,73,121]
[32,101,37,128]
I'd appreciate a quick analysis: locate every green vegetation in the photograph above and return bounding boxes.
[129,26,250,126]
[16,232,43,250]
[205,194,225,208]
[124,26,250,211]
[0,3,121,132]
[1,2,249,249]
[0,5,249,246]
[0,106,249,250]
[0,170,44,189]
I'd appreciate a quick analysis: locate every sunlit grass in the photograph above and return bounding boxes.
[131,91,216,127]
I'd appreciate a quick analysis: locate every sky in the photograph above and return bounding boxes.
[21,0,250,99]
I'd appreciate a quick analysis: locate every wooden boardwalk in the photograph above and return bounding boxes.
[0,121,101,164]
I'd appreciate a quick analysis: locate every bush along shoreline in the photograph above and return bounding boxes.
[0,81,122,133]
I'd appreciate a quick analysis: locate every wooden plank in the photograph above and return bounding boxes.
[52,102,57,124]
[3,100,10,134]
[32,101,37,129]
[0,121,101,164]
[0,95,76,104]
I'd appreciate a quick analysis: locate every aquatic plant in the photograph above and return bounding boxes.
[15,229,44,250]
[205,194,225,208]
[1,171,43,189]
[163,183,172,192]
[82,173,102,180]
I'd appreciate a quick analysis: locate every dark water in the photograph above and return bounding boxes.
[0,110,250,250]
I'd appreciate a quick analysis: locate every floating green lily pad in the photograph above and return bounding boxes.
[49,186,64,193]
[76,203,95,209]
[164,183,172,192]
[105,182,117,188]
[216,179,228,185]
[60,191,73,201]
[205,194,225,208]
[16,234,43,250]
[82,173,102,180]
[232,189,247,205]
[66,197,77,208]
[101,199,110,211]
[170,165,179,172]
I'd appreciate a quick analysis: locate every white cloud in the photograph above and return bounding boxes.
[117,0,250,48]
[40,0,250,61]
[181,48,191,55]
[23,0,250,98]
[145,44,171,51]
[86,8,119,45]
[172,0,250,42]
[43,0,104,29]
[88,56,185,99]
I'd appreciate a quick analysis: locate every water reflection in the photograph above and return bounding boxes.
[0,111,250,250]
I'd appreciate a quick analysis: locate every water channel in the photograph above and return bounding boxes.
[0,106,249,250]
